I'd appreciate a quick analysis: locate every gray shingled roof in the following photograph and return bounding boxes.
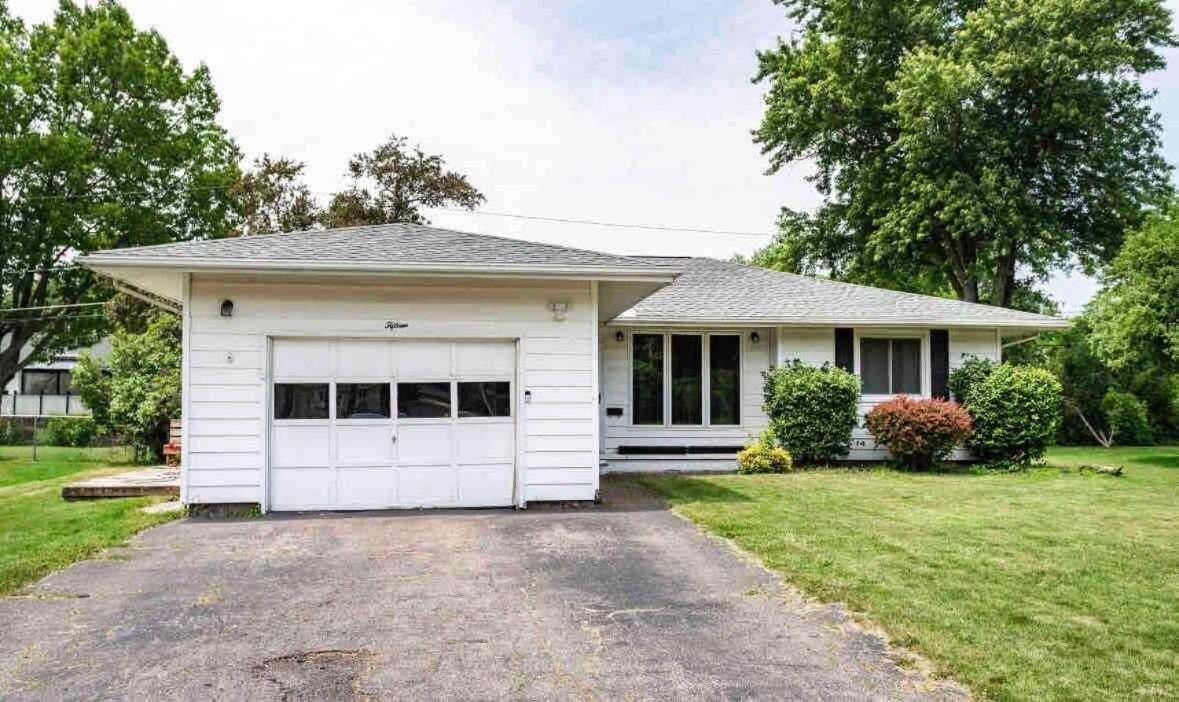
[614,257,1069,329]
[82,223,677,274]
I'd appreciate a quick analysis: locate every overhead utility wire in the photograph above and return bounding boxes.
[0,312,106,324]
[436,208,775,238]
[13,182,780,239]
[0,301,108,313]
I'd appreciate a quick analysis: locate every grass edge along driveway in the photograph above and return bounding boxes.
[0,446,181,596]
[637,446,1179,702]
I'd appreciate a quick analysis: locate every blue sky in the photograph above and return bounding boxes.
[10,0,1179,312]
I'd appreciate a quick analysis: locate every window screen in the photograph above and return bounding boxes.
[22,370,62,395]
[671,335,703,425]
[274,383,330,419]
[860,338,922,395]
[458,382,511,418]
[336,383,391,419]
[860,339,891,394]
[632,334,664,425]
[397,382,451,418]
[709,335,741,425]
[892,340,922,394]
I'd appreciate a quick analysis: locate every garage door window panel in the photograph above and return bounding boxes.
[398,382,452,419]
[336,383,391,419]
[274,383,330,419]
[458,381,511,418]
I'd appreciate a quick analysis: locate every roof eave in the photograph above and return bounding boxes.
[608,316,1071,330]
[78,254,679,283]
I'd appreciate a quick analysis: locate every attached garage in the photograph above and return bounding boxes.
[80,223,677,511]
[269,339,517,510]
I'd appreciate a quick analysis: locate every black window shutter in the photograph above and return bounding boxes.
[834,328,854,373]
[931,329,950,399]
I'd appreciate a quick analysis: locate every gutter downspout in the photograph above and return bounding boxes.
[1001,333,1044,350]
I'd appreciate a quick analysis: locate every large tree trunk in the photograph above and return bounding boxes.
[989,247,1018,307]
[0,320,40,390]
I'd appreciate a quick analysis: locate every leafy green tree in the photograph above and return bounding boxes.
[0,0,239,389]
[230,154,321,235]
[1007,314,1178,444]
[73,311,180,459]
[753,0,1174,306]
[1088,202,1179,374]
[321,135,484,228]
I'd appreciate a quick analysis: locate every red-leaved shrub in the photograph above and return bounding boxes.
[864,396,972,470]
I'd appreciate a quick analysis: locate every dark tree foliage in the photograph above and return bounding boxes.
[322,135,484,228]
[231,154,321,235]
[0,1,239,388]
[752,0,1174,306]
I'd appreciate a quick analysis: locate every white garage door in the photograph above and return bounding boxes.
[269,339,516,510]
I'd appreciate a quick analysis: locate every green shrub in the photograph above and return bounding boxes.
[967,364,1062,469]
[948,356,997,405]
[0,418,26,446]
[864,396,973,471]
[736,442,794,474]
[762,361,860,463]
[42,417,98,447]
[1101,390,1153,445]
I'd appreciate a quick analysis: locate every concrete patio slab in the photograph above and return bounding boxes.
[61,467,179,500]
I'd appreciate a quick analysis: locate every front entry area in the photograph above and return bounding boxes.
[268,338,516,510]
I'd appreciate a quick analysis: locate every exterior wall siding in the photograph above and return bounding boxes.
[184,275,596,506]
[601,326,1001,471]
[600,327,772,473]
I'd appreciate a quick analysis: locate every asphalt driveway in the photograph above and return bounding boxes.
[0,478,962,701]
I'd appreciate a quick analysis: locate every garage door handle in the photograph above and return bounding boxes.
[391,435,397,443]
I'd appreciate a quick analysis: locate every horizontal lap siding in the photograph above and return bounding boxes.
[601,326,1000,469]
[186,276,596,504]
[847,328,999,461]
[776,327,835,367]
[600,327,772,473]
[950,329,1000,370]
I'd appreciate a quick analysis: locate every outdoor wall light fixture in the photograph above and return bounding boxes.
[750,331,760,343]
[220,299,234,317]
[615,331,625,343]
[548,301,569,322]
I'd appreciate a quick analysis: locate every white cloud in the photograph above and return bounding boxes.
[6,0,803,255]
[10,0,1175,310]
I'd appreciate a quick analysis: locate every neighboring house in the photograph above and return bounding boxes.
[80,224,1068,512]
[1,339,109,417]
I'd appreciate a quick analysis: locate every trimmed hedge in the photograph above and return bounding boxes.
[762,361,860,463]
[967,364,1062,469]
[864,396,972,470]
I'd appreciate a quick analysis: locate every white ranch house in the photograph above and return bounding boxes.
[80,224,1068,512]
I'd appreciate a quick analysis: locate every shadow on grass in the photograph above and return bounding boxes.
[631,474,755,504]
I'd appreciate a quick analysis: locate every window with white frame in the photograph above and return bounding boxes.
[631,332,741,426]
[860,337,922,395]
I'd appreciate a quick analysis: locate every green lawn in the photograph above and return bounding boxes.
[637,446,1179,702]
[0,446,181,596]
